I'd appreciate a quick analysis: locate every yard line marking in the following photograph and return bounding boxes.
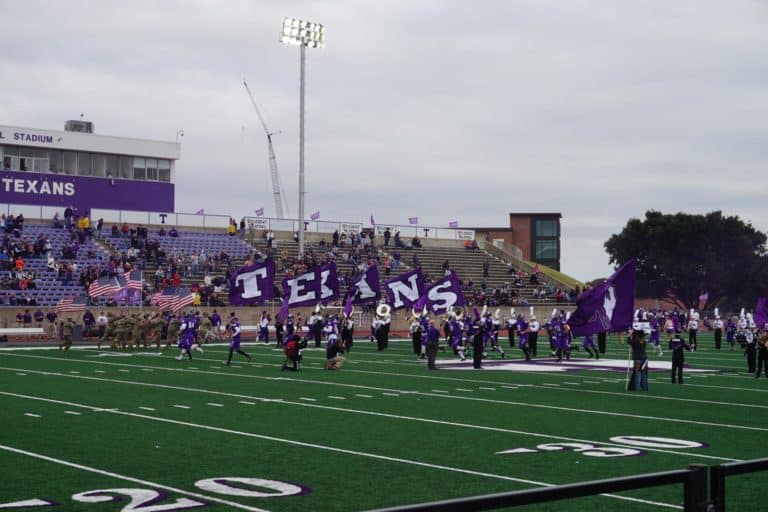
[138,407,155,411]
[64,410,81,415]
[239,400,256,405]
[327,396,346,400]
[456,388,474,392]
[3,354,766,415]
[382,392,399,397]
[15,372,26,376]
[355,394,373,398]
[299,397,317,402]
[206,402,224,407]
[172,404,190,409]
[478,387,496,391]
[35,375,743,466]
[0,398,681,510]
[431,390,449,394]
[0,443,270,512]
[24,413,40,418]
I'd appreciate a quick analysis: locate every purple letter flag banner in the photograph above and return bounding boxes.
[318,262,340,304]
[229,259,276,306]
[347,264,381,304]
[310,211,320,221]
[448,221,459,229]
[385,268,425,310]
[408,216,418,225]
[414,272,466,315]
[282,269,321,307]
[255,207,264,217]
[754,297,768,330]
[567,259,636,337]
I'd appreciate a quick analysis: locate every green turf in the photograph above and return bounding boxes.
[1,333,766,511]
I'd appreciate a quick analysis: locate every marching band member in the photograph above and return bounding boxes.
[258,311,270,343]
[687,309,699,351]
[224,313,251,365]
[713,308,724,350]
[529,308,540,358]
[517,311,531,361]
[506,308,517,348]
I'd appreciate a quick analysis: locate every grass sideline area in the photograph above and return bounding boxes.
[1,333,766,511]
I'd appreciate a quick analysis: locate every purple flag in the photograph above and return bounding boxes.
[347,264,381,304]
[755,297,768,330]
[310,211,320,221]
[448,221,459,229]
[114,287,142,306]
[229,259,277,306]
[408,217,418,225]
[318,261,340,304]
[698,291,709,302]
[343,294,353,317]
[282,269,321,307]
[195,208,205,215]
[255,207,264,217]
[277,299,290,323]
[385,268,425,310]
[414,272,466,315]
[567,259,636,336]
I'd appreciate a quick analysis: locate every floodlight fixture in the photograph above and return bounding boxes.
[280,17,325,48]
[280,17,325,257]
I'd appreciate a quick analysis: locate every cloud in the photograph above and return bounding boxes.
[1,0,767,281]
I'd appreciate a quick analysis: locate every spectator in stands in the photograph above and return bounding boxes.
[168,227,179,237]
[332,230,339,247]
[52,212,63,229]
[411,236,422,249]
[96,218,104,238]
[383,256,391,276]
[158,226,166,236]
[383,228,391,246]
[394,231,404,248]
[464,239,479,250]
[227,218,237,236]
[111,224,120,237]
[239,218,246,238]
[483,260,490,278]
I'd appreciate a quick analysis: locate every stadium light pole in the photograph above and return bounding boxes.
[280,17,325,258]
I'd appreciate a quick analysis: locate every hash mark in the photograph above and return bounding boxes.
[24,413,41,418]
[299,397,317,402]
[138,407,156,411]
[172,404,190,409]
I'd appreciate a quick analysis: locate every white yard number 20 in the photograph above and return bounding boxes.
[0,476,308,511]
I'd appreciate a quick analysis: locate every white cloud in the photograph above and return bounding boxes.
[1,0,766,281]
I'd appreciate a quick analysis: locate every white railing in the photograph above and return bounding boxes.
[2,201,476,241]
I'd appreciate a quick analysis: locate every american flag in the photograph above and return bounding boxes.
[54,296,87,314]
[151,287,178,308]
[88,276,121,297]
[122,270,143,291]
[169,288,195,314]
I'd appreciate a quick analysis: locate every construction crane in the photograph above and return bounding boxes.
[243,80,290,218]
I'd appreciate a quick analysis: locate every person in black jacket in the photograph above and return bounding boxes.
[669,330,692,384]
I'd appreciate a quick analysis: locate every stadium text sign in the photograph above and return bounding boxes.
[0,170,174,213]
[0,130,55,144]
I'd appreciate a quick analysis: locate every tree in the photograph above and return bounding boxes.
[604,211,768,310]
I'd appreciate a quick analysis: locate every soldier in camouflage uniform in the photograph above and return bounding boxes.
[98,312,115,349]
[166,314,180,349]
[59,318,75,351]
[115,314,129,350]
[131,314,144,349]
[198,312,214,345]
[150,313,165,350]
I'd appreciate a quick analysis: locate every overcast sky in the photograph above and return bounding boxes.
[2,0,766,281]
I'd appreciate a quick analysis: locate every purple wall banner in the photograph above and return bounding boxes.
[229,259,277,306]
[0,170,174,214]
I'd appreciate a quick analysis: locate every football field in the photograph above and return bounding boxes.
[1,333,766,511]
